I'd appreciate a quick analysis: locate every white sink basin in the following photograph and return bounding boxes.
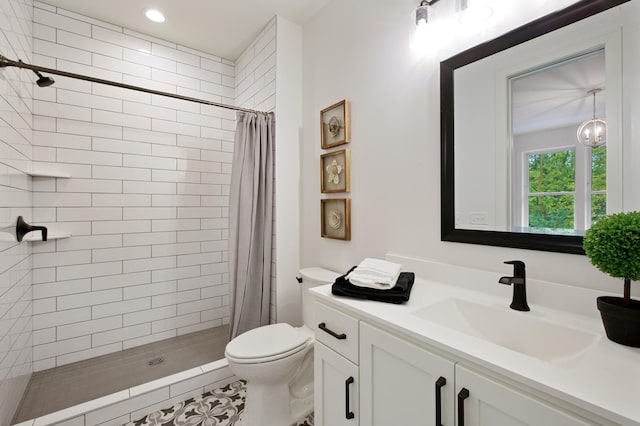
[412,298,598,362]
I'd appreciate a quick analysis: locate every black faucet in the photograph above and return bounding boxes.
[499,260,529,311]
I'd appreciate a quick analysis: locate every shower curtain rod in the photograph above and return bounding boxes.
[0,55,269,115]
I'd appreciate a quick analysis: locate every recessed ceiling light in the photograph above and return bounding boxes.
[144,8,166,23]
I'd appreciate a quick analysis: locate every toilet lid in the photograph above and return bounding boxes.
[226,323,310,361]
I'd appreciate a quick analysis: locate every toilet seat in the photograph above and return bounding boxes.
[225,323,312,364]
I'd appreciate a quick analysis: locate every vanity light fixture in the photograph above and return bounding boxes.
[410,0,440,53]
[577,88,606,148]
[144,8,166,23]
[459,0,493,24]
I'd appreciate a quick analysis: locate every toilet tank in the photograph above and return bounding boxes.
[298,267,341,327]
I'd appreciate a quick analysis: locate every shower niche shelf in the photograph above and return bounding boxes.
[0,233,70,243]
[23,233,71,241]
[27,170,70,178]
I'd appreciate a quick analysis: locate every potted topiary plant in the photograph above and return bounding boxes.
[583,211,640,347]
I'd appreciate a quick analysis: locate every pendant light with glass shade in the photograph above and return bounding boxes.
[577,88,606,148]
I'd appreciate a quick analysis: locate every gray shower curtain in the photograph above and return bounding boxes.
[228,111,275,339]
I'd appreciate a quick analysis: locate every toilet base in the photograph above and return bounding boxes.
[291,395,314,422]
[243,380,312,426]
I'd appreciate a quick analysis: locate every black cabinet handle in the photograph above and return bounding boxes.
[345,376,355,420]
[458,388,470,426]
[435,376,446,426]
[318,322,346,340]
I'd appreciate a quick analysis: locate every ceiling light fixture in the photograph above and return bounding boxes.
[410,0,440,53]
[144,8,166,23]
[459,0,493,24]
[577,88,606,148]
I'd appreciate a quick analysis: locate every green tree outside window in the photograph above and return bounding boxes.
[527,146,606,231]
[528,150,575,229]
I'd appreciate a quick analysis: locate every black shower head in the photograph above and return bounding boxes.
[15,60,55,87]
[14,59,55,87]
[33,69,54,87]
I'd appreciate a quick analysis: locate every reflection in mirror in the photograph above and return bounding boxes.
[510,50,606,236]
[440,0,634,254]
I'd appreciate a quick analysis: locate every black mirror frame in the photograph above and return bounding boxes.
[440,0,629,255]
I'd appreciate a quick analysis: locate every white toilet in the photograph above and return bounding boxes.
[225,267,340,426]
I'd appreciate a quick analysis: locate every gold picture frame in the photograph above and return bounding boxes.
[321,198,351,240]
[320,100,351,149]
[321,149,350,193]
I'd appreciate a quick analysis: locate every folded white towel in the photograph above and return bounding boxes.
[357,258,402,277]
[348,271,399,285]
[349,274,400,290]
[346,258,402,290]
[350,269,395,281]
[351,258,401,282]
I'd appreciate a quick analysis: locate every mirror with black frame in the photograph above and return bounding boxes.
[440,0,638,254]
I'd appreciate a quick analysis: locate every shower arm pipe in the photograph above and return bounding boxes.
[0,55,269,115]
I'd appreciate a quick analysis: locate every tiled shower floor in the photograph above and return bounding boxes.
[13,325,229,423]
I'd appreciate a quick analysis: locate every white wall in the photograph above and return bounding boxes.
[454,57,498,230]
[300,0,639,296]
[30,1,234,370]
[273,17,302,326]
[0,0,34,423]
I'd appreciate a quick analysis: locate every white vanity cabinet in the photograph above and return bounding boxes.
[359,322,455,426]
[455,365,597,426]
[313,299,607,426]
[314,302,360,425]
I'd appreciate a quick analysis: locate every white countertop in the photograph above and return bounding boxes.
[310,265,640,425]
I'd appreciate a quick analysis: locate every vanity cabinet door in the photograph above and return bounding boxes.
[314,341,359,426]
[455,365,598,426]
[360,322,455,426]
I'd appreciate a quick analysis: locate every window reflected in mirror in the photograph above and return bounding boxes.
[510,49,606,236]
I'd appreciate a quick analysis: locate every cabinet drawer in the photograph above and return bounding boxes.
[315,302,359,363]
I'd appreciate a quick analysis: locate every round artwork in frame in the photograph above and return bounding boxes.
[321,198,351,241]
[320,100,351,149]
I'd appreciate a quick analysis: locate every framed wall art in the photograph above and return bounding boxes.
[321,149,350,193]
[320,100,351,149]
[321,198,351,241]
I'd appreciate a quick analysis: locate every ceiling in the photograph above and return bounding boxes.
[41,0,330,60]
[39,1,607,133]
[511,50,606,135]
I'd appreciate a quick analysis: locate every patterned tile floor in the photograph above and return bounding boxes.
[125,380,314,426]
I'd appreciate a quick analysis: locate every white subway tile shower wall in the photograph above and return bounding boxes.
[30,2,238,370]
[234,18,277,323]
[0,0,34,424]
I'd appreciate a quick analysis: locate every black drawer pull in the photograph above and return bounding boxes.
[318,322,346,340]
[435,376,446,426]
[458,388,470,426]
[345,376,355,419]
